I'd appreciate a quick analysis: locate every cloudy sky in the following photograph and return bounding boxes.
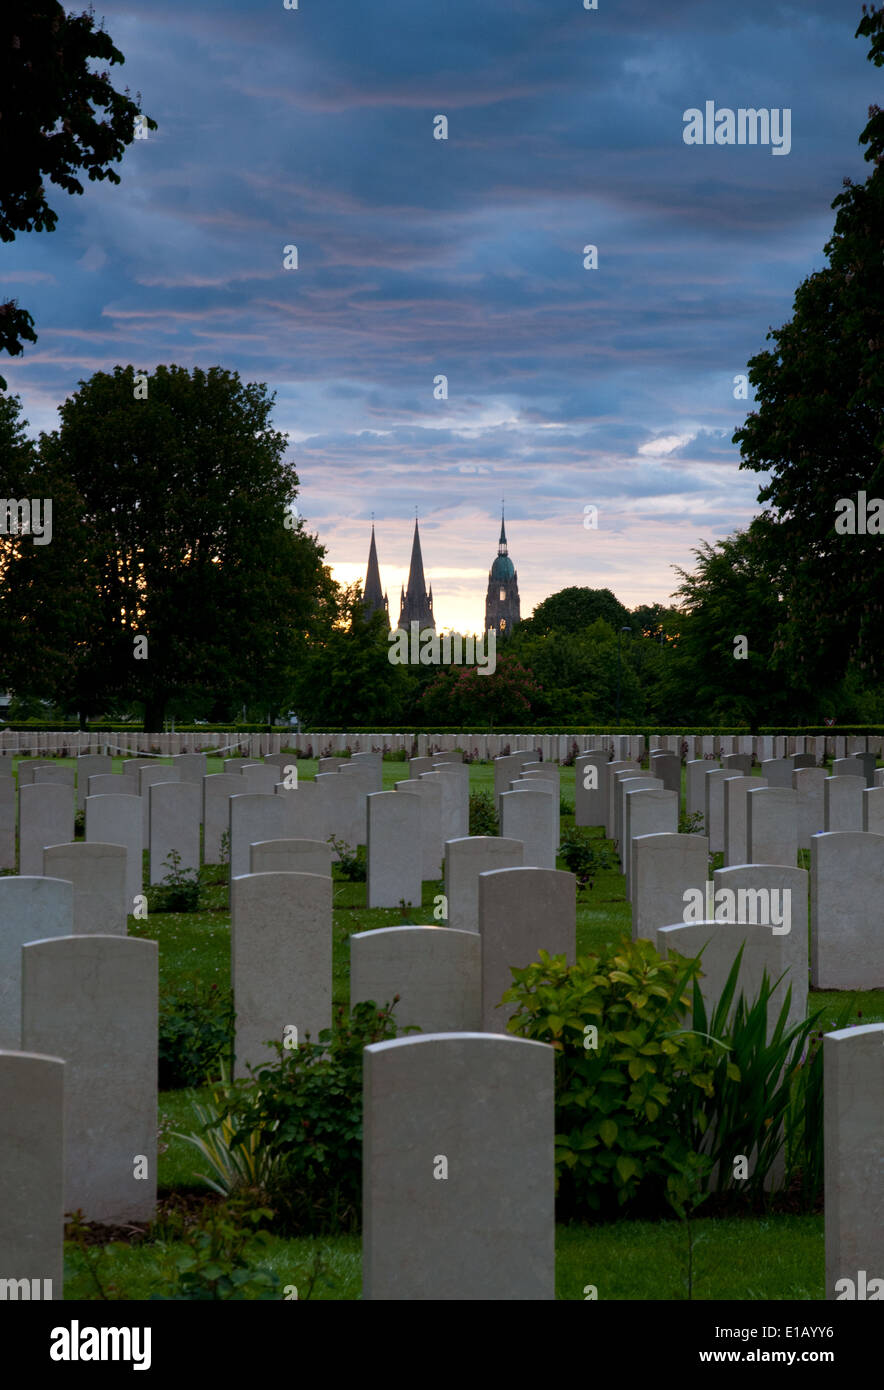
[3,0,877,632]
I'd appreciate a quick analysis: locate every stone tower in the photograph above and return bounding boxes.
[485,508,520,637]
[362,523,389,627]
[398,518,435,630]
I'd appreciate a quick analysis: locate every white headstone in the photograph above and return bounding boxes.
[351,925,481,1032]
[362,1033,555,1300]
[149,780,201,884]
[86,794,143,915]
[0,877,73,1047]
[231,871,332,1076]
[811,831,884,989]
[367,790,422,909]
[21,934,158,1224]
[823,1023,884,1301]
[43,842,127,935]
[478,867,575,1031]
[0,1050,65,1297]
[632,832,708,943]
[19,783,75,877]
[444,836,524,934]
[824,775,865,833]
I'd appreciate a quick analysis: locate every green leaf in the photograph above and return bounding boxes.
[615,1154,640,1184]
[598,1118,618,1148]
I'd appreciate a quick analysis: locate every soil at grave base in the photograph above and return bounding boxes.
[64,1191,237,1247]
[556,1172,824,1226]
[698,1179,824,1220]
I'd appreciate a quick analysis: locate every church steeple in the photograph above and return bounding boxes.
[398,517,435,630]
[362,522,389,627]
[485,503,520,639]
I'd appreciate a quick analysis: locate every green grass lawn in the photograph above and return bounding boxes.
[10,752,879,1298]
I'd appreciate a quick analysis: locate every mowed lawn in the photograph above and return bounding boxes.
[16,752,877,1299]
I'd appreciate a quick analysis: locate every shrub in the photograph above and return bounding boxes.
[502,941,721,1218]
[557,827,614,890]
[151,1200,280,1301]
[678,810,705,835]
[147,849,201,912]
[327,836,366,881]
[561,741,581,767]
[675,947,827,1203]
[158,982,235,1089]
[176,1060,281,1198]
[468,790,499,836]
[212,1000,415,1235]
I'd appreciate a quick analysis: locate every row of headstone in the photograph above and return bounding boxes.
[0,929,158,1305]
[354,862,576,1035]
[0,848,879,1299]
[7,728,884,763]
[3,1001,877,1300]
[359,969,883,1300]
[631,825,884,992]
[367,758,470,907]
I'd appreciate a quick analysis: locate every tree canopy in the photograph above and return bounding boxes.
[518,586,631,638]
[0,366,331,727]
[733,4,884,689]
[0,3,154,385]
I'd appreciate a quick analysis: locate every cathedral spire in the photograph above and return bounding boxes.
[398,516,435,630]
[362,523,389,627]
[498,501,508,554]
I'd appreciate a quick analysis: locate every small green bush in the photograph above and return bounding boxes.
[469,790,499,836]
[678,810,705,835]
[150,1200,280,1301]
[213,1000,414,1235]
[557,827,614,890]
[327,836,366,881]
[147,850,201,912]
[502,940,722,1219]
[158,982,235,1090]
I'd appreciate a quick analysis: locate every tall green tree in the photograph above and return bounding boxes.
[665,526,808,727]
[0,3,155,386]
[418,653,541,726]
[519,586,630,638]
[0,365,330,727]
[292,583,413,727]
[506,621,643,723]
[733,5,884,689]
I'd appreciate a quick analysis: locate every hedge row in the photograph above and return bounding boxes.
[302,724,878,737]
[4,721,879,736]
[0,722,279,734]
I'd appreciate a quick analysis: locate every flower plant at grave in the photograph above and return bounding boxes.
[147,850,201,913]
[208,1000,415,1235]
[326,836,366,881]
[557,828,614,892]
[468,790,499,835]
[158,982,234,1090]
